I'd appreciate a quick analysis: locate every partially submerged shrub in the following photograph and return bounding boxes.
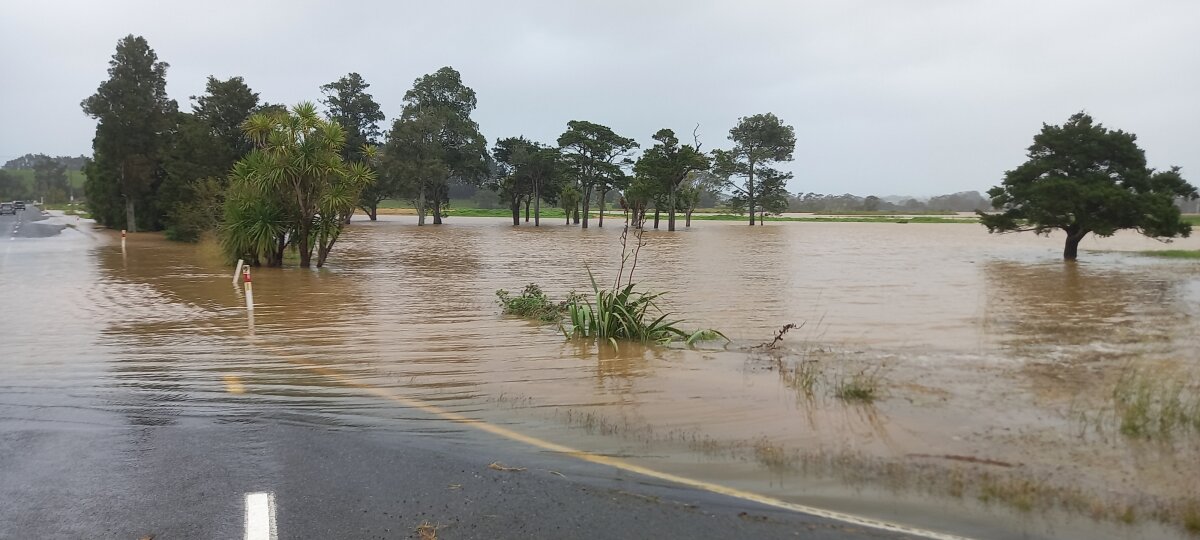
[496,284,578,323]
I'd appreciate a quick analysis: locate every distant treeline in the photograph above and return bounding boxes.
[442,183,994,213]
[790,191,993,213]
[0,153,85,202]
[3,153,88,171]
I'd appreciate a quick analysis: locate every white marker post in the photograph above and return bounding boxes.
[121,229,126,250]
[233,259,245,284]
[243,266,254,312]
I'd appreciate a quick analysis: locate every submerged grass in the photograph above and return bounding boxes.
[556,401,1200,536]
[1112,367,1200,440]
[750,323,886,403]
[834,366,883,403]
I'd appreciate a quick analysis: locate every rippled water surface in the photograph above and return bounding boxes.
[3,217,1199,539]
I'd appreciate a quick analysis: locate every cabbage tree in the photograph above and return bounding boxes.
[224,102,375,267]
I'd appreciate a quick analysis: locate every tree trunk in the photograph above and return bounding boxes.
[368,206,377,221]
[686,209,693,227]
[317,230,339,268]
[1063,230,1088,260]
[511,197,520,226]
[417,187,427,226]
[573,205,580,224]
[524,197,531,222]
[298,230,312,268]
[271,233,286,267]
[668,184,677,232]
[433,201,443,225]
[598,188,606,228]
[124,198,137,233]
[582,186,592,229]
[343,208,353,225]
[748,160,756,226]
[653,208,661,229]
[534,185,541,227]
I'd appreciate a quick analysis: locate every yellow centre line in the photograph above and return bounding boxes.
[286,358,972,540]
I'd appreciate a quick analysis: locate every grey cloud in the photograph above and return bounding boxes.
[1,0,1196,196]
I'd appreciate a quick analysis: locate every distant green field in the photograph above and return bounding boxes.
[378,198,481,210]
[1183,214,1200,226]
[447,207,570,218]
[1139,250,1200,259]
[5,169,87,190]
[811,209,958,216]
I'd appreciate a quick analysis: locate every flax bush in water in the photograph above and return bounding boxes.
[561,218,724,348]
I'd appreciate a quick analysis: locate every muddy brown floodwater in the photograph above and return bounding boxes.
[3,216,1199,539]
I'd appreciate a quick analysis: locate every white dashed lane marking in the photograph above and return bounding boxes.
[244,492,277,540]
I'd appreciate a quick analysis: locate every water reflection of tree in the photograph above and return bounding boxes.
[94,243,224,430]
[982,261,1177,354]
[92,239,404,432]
[981,260,1182,401]
[558,339,658,394]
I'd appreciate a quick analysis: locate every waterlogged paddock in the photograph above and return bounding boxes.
[3,217,1199,539]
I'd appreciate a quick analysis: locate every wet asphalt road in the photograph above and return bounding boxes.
[0,211,927,540]
[0,204,65,239]
[0,417,920,540]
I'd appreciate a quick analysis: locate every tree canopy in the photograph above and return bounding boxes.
[321,73,389,220]
[981,112,1198,260]
[712,113,796,225]
[633,128,709,231]
[386,67,487,225]
[557,120,638,229]
[193,76,261,158]
[491,136,564,226]
[159,76,263,240]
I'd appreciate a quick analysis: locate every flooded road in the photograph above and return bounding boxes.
[3,215,1199,539]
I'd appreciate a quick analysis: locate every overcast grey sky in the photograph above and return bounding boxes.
[1,0,1196,196]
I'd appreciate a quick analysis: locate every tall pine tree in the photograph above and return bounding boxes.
[81,35,178,232]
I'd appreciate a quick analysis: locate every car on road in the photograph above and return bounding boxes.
[13,200,25,210]
[0,203,15,215]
